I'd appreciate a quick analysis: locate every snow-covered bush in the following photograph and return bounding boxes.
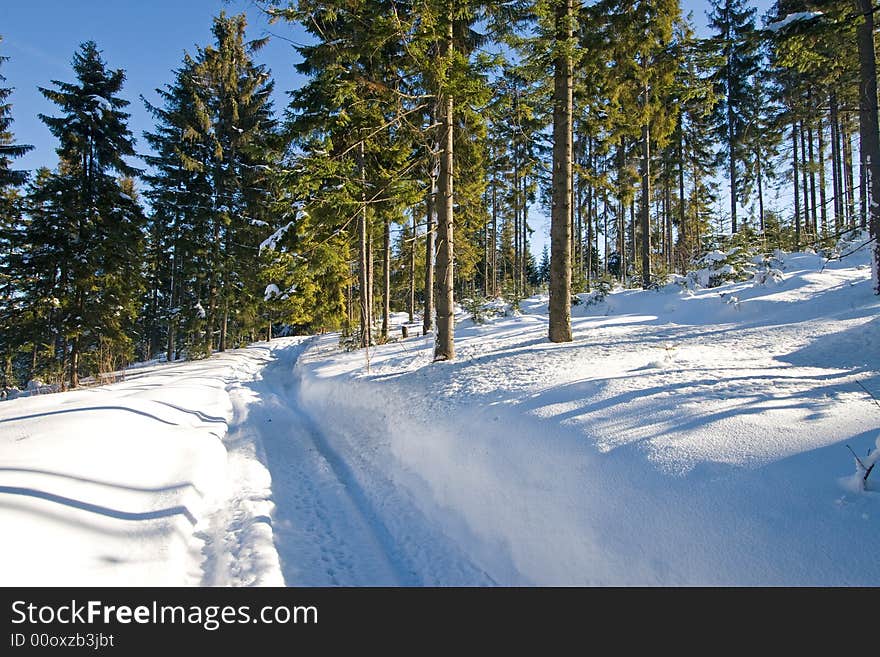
[820,229,870,263]
[680,247,756,290]
[752,267,784,286]
[576,278,613,307]
[462,296,489,324]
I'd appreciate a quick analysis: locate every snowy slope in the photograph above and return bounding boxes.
[0,344,293,586]
[2,246,878,586]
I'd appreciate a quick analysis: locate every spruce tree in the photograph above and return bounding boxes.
[37,42,144,386]
[0,38,33,389]
[708,0,760,234]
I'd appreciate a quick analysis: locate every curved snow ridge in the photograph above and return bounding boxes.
[0,346,275,586]
[296,353,675,586]
[297,338,880,586]
[294,248,880,585]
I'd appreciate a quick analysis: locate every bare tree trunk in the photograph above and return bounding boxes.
[423,178,435,335]
[358,141,371,348]
[800,121,810,239]
[757,156,765,235]
[434,6,456,360]
[521,175,528,295]
[640,119,651,288]
[830,92,843,233]
[491,165,498,296]
[793,123,801,249]
[69,339,79,389]
[817,114,828,237]
[603,191,609,276]
[845,123,859,228]
[347,265,354,334]
[219,300,228,352]
[855,0,880,291]
[482,207,489,297]
[727,75,737,234]
[677,117,686,268]
[408,214,416,323]
[665,170,672,271]
[807,118,818,236]
[381,212,390,340]
[513,144,521,301]
[549,0,573,343]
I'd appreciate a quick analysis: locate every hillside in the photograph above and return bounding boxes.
[1,245,878,585]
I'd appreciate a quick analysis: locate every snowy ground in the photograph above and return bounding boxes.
[1,247,879,585]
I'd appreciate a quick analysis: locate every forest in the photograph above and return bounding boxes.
[0,0,878,390]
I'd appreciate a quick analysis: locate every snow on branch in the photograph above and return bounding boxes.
[264,284,281,301]
[259,210,307,254]
[766,12,823,33]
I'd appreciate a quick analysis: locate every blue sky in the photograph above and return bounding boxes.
[2,0,775,251]
[2,0,309,172]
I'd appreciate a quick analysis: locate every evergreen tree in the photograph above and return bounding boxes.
[538,245,550,283]
[0,38,33,389]
[37,41,144,386]
[144,14,279,358]
[0,38,32,188]
[708,0,761,234]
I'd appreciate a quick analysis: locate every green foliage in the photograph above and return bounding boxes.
[25,42,145,385]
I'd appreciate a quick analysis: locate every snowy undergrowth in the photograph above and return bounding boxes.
[296,246,880,585]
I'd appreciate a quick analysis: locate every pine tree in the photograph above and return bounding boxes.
[708,0,760,234]
[143,14,279,358]
[37,41,144,387]
[538,245,551,283]
[197,13,278,351]
[544,0,576,343]
[0,38,33,389]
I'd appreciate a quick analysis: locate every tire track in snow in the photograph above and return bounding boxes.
[214,338,405,585]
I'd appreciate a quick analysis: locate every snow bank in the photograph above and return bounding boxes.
[296,246,880,585]
[0,346,287,586]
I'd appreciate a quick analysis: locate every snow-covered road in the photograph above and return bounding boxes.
[2,245,879,585]
[0,337,492,586]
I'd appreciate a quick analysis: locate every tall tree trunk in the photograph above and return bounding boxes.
[855,0,880,291]
[849,123,862,229]
[677,117,686,268]
[482,206,489,297]
[800,121,810,239]
[807,120,818,236]
[603,191,609,276]
[522,175,529,294]
[491,165,498,296]
[358,142,371,348]
[793,123,801,249]
[665,169,672,271]
[757,155,765,234]
[346,269,353,335]
[817,114,828,236]
[573,134,580,284]
[640,119,651,288]
[830,93,842,233]
[408,213,416,323]
[381,212,390,340]
[727,75,737,234]
[423,177,435,335]
[219,300,228,353]
[617,140,627,284]
[434,7,456,360]
[549,0,573,343]
[630,199,636,277]
[513,144,521,301]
